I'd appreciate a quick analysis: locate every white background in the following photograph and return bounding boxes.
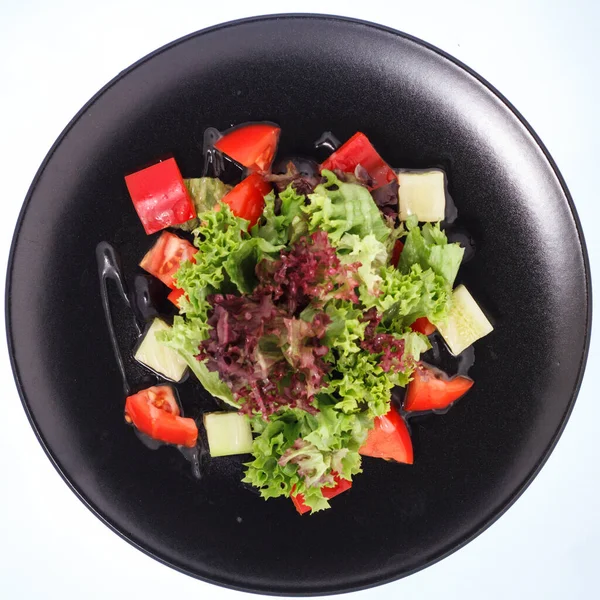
[1,1,598,598]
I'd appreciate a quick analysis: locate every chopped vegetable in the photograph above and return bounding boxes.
[222,173,271,228]
[291,474,352,515]
[320,132,396,190]
[435,284,494,355]
[214,123,280,172]
[134,319,188,381]
[204,412,254,457]
[124,158,196,234]
[139,231,196,289]
[167,287,185,308]
[359,408,413,464]
[404,364,474,412]
[398,170,446,222]
[125,385,198,447]
[411,317,436,336]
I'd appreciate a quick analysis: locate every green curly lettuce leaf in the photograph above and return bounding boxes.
[304,170,390,244]
[175,177,232,232]
[242,401,369,512]
[362,263,451,331]
[251,185,308,246]
[337,233,389,295]
[225,236,283,294]
[399,215,464,285]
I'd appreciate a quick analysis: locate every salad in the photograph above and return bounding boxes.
[111,123,493,514]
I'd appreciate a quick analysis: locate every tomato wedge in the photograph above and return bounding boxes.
[125,158,196,234]
[320,132,396,190]
[404,364,474,412]
[359,408,413,464]
[167,287,186,308]
[291,474,352,515]
[125,385,198,447]
[139,231,196,289]
[222,173,271,228]
[411,317,436,336]
[214,123,280,172]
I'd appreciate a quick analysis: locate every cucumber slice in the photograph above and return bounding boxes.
[204,412,253,457]
[134,318,188,382]
[398,170,446,222]
[436,285,493,355]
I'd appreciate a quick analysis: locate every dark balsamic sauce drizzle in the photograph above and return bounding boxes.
[96,242,135,395]
[96,241,203,478]
[314,131,341,152]
[202,127,225,177]
[131,273,162,325]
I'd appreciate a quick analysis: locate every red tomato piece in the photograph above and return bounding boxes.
[139,231,196,289]
[125,158,196,234]
[411,317,436,336]
[359,408,413,464]
[222,173,271,228]
[214,123,280,172]
[167,287,186,308]
[125,385,198,447]
[391,239,404,267]
[320,132,396,190]
[404,364,474,412]
[291,474,352,515]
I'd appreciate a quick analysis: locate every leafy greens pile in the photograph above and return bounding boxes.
[159,170,463,511]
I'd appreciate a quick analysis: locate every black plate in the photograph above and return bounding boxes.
[6,14,591,596]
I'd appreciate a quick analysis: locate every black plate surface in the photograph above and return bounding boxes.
[6,14,591,596]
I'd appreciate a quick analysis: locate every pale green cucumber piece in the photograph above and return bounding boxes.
[398,170,446,222]
[204,412,253,457]
[436,285,493,355]
[134,319,188,382]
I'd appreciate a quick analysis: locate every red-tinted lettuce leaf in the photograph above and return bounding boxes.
[256,231,361,315]
[265,161,322,196]
[360,307,413,373]
[371,178,399,219]
[198,290,331,417]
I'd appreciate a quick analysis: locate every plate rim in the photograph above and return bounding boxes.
[5,13,593,596]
